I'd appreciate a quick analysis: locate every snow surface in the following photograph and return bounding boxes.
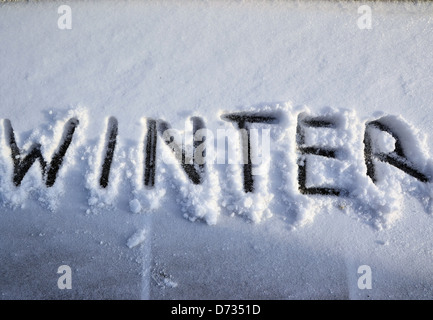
[0,0,433,299]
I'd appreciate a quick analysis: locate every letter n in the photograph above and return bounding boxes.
[143,117,206,187]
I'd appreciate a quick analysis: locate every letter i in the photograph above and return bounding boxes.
[100,117,118,188]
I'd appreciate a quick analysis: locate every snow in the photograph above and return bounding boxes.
[126,228,146,249]
[0,0,433,299]
[129,199,142,214]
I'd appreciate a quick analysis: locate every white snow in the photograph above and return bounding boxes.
[0,0,433,300]
[129,199,142,214]
[126,228,147,249]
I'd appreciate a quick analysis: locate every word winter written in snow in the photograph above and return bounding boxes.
[1,109,431,196]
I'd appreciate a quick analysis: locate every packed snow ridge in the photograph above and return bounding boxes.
[1,103,432,230]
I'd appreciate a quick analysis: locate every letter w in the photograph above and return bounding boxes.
[3,118,79,187]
